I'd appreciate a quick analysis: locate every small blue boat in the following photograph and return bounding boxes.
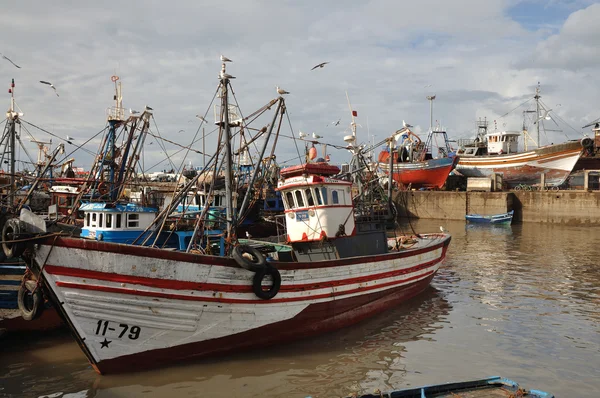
[466,210,514,225]
[358,376,554,397]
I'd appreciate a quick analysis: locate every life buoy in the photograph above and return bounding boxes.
[18,280,43,321]
[232,244,266,272]
[2,218,26,258]
[97,182,109,196]
[252,264,281,300]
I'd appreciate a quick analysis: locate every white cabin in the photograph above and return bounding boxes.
[277,163,356,243]
[487,131,519,155]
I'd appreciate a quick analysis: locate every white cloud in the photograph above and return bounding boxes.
[0,0,598,171]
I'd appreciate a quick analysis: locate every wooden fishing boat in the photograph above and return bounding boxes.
[357,376,554,398]
[456,86,583,188]
[10,60,451,374]
[466,210,514,225]
[378,128,458,190]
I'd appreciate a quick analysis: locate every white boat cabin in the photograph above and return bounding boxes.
[486,131,519,155]
[277,163,356,243]
[80,202,157,243]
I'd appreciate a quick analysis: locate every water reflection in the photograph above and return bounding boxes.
[2,220,600,397]
[0,288,450,398]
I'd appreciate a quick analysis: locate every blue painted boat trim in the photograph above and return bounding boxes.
[466,210,514,224]
[79,202,157,213]
[356,376,554,397]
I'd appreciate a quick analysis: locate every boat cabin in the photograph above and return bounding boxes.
[80,202,157,244]
[49,185,79,216]
[277,162,355,243]
[486,131,519,155]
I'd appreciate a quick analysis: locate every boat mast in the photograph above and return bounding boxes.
[7,79,17,205]
[535,82,541,148]
[104,76,124,201]
[219,63,235,240]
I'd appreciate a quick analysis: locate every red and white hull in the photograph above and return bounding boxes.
[379,156,459,189]
[456,141,583,187]
[32,234,450,374]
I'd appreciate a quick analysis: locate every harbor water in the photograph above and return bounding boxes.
[1,220,599,397]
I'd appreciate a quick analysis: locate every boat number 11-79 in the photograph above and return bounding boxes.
[95,320,141,340]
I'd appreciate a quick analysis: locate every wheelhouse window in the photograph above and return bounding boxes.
[305,189,314,206]
[321,187,328,205]
[106,213,112,228]
[295,190,305,207]
[285,191,295,209]
[86,213,90,227]
[314,188,323,205]
[98,213,104,228]
[127,213,140,228]
[116,213,122,228]
[332,190,339,204]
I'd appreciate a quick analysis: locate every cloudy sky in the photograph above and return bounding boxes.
[1,0,599,172]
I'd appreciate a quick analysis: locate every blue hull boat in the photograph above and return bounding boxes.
[358,376,554,397]
[466,210,514,225]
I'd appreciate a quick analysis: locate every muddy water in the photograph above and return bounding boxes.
[1,220,599,397]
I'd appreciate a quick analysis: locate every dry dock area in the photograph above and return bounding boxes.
[394,190,600,224]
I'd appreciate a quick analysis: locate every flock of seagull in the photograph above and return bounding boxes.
[1,52,60,97]
[3,51,339,143]
[219,54,330,98]
[220,55,334,142]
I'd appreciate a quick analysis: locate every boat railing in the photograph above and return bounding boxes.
[106,106,125,121]
[457,138,484,148]
[274,214,287,243]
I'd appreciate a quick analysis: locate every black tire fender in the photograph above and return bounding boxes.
[2,218,26,259]
[252,264,281,300]
[17,280,43,321]
[232,244,266,272]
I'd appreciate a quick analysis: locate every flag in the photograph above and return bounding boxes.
[352,110,357,117]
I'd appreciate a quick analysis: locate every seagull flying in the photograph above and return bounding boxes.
[220,55,232,62]
[178,129,185,134]
[196,115,208,123]
[312,132,322,139]
[130,108,139,115]
[145,105,153,111]
[539,109,552,121]
[402,120,413,128]
[1,54,21,68]
[311,62,329,70]
[299,131,307,139]
[39,81,59,96]
[276,86,290,95]
[332,119,341,126]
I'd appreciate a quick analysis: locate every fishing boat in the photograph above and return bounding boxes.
[377,129,459,190]
[465,210,514,225]
[10,60,451,374]
[357,376,554,398]
[0,79,66,332]
[377,99,458,190]
[455,85,584,188]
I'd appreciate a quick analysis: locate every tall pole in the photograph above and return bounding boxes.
[535,83,540,148]
[7,79,17,206]
[427,95,436,131]
[202,127,206,168]
[220,64,235,240]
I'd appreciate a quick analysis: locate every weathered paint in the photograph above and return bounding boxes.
[380,156,458,189]
[456,141,582,187]
[33,233,450,374]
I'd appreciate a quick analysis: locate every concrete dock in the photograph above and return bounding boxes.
[394,190,600,224]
